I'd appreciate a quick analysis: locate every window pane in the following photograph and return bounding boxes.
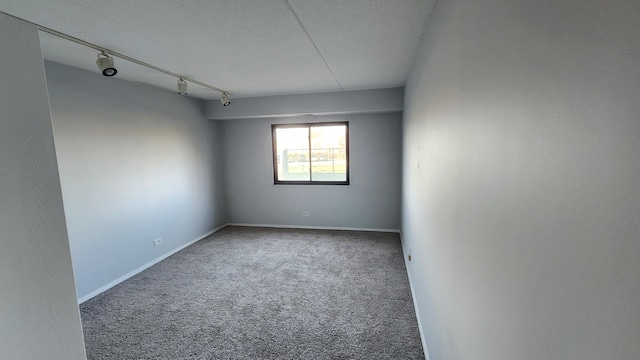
[275,127,310,181]
[310,125,347,182]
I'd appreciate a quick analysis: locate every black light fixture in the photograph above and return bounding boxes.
[177,78,188,95]
[221,92,231,106]
[96,51,117,77]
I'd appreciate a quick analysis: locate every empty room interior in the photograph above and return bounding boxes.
[1,0,639,359]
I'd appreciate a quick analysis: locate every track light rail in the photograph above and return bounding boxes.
[37,26,232,95]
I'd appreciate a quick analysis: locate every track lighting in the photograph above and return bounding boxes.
[96,51,117,77]
[177,78,188,95]
[38,27,232,96]
[221,92,231,106]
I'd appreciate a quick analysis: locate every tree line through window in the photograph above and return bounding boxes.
[271,122,349,185]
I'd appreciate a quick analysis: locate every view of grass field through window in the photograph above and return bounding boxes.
[272,122,348,184]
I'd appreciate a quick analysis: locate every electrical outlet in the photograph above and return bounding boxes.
[302,211,310,217]
[153,238,162,246]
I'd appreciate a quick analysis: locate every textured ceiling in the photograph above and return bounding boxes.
[0,0,436,99]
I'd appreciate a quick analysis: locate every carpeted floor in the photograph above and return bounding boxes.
[80,226,424,359]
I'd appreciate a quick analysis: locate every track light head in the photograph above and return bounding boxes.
[177,78,188,95]
[221,92,231,106]
[96,51,117,77]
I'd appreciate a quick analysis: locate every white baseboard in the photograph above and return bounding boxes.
[399,232,430,360]
[227,223,400,233]
[78,223,228,304]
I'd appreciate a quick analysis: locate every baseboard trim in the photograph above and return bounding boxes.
[227,223,400,233]
[78,223,228,304]
[399,231,430,360]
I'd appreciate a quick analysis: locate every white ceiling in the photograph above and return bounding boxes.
[0,0,436,99]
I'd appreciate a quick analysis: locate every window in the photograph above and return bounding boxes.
[272,122,349,185]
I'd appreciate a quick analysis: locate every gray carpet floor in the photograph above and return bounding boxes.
[80,226,424,359]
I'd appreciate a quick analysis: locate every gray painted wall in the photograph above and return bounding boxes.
[0,14,86,360]
[222,113,402,230]
[402,0,640,359]
[45,62,226,301]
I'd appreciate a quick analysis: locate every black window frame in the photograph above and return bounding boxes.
[271,121,349,185]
